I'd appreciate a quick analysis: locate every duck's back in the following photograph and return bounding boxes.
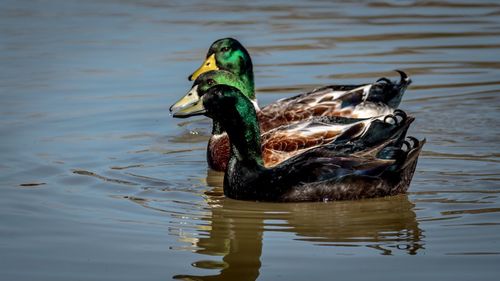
[257,70,411,132]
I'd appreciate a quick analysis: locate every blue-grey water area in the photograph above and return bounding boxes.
[1,0,500,280]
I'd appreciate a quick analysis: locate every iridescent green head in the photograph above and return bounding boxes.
[194,70,254,100]
[170,84,263,164]
[189,38,254,93]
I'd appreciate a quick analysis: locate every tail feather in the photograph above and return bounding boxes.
[379,137,425,173]
[353,109,413,149]
[366,70,412,108]
[399,138,426,170]
[318,110,414,157]
[352,113,414,158]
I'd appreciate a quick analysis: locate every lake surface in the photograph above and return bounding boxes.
[1,0,500,280]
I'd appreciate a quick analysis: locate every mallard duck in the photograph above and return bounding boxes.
[187,37,411,118]
[171,85,424,202]
[171,69,410,171]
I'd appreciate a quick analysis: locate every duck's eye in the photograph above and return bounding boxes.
[207,79,215,86]
[221,47,230,53]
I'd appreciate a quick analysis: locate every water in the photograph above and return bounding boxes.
[1,0,499,280]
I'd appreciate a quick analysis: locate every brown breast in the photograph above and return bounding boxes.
[207,133,231,171]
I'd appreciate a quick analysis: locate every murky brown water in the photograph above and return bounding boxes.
[1,0,500,280]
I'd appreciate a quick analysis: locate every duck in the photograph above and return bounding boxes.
[171,85,424,202]
[187,38,411,122]
[171,69,411,171]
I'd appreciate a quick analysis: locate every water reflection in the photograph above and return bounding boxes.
[173,171,423,280]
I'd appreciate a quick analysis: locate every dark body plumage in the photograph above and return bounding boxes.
[175,85,424,202]
[224,110,423,202]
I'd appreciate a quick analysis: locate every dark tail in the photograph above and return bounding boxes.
[377,136,425,172]
[353,109,414,149]
[399,137,426,170]
[367,70,412,109]
[324,110,414,156]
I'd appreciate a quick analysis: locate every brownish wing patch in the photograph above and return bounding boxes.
[258,102,343,132]
[256,84,394,133]
[261,128,343,168]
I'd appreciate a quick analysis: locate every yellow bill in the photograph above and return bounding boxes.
[188,54,219,81]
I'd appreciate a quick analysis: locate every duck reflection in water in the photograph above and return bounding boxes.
[172,170,424,281]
